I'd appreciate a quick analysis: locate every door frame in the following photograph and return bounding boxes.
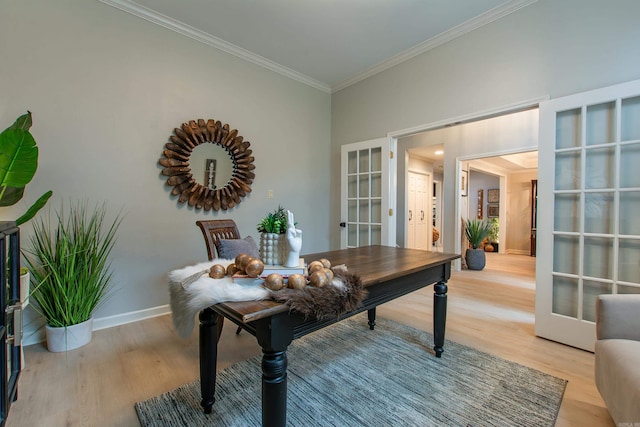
[389,96,548,259]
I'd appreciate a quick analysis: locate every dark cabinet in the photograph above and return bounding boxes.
[0,222,22,426]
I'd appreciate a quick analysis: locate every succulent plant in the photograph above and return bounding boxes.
[257,205,288,234]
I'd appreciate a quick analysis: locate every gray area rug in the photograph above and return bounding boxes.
[136,315,567,426]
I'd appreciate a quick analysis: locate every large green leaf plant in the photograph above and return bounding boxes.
[0,111,52,226]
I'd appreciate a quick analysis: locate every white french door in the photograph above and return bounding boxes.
[340,138,396,249]
[536,79,640,351]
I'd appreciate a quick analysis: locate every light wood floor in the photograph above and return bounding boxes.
[7,253,614,426]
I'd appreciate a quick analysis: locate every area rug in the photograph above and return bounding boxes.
[135,316,567,427]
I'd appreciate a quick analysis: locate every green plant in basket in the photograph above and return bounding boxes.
[22,200,123,328]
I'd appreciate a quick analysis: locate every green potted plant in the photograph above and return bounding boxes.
[464,218,491,270]
[256,205,290,265]
[1,111,53,305]
[485,217,499,252]
[22,200,123,352]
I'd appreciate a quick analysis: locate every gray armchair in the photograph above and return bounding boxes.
[595,294,640,425]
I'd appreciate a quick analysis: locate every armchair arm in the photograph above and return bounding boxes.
[596,294,640,341]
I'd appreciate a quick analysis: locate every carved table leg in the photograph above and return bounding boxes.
[368,307,376,330]
[256,314,293,427]
[199,308,219,414]
[262,350,288,427]
[433,281,448,358]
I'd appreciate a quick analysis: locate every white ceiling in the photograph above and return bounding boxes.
[409,145,538,173]
[100,0,536,92]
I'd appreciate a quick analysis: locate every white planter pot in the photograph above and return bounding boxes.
[45,317,94,352]
[259,233,287,265]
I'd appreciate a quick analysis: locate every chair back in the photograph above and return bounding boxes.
[195,219,241,260]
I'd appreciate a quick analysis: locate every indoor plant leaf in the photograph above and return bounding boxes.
[7,111,32,131]
[16,190,53,226]
[0,111,52,225]
[0,186,24,207]
[0,128,38,191]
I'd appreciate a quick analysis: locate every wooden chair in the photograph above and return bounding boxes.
[195,219,244,338]
[196,219,241,260]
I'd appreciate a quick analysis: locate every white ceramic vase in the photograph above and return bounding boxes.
[259,233,287,265]
[45,317,94,352]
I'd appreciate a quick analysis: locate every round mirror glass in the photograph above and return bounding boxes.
[190,143,234,190]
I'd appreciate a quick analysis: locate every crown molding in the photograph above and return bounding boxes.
[99,0,332,93]
[330,0,539,93]
[100,0,537,95]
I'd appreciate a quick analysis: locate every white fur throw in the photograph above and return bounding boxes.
[168,259,269,338]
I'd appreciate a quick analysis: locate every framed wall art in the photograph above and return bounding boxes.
[488,188,500,203]
[487,204,499,218]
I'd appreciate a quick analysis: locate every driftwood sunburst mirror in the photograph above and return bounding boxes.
[159,119,255,211]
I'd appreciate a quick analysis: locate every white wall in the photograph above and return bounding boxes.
[1,0,330,342]
[331,0,640,252]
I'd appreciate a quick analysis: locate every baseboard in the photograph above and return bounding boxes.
[22,305,171,347]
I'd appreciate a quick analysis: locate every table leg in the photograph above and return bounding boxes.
[256,314,293,427]
[433,281,448,358]
[262,350,288,427]
[368,307,376,330]
[199,308,219,414]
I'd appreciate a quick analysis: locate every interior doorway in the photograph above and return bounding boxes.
[465,151,538,256]
[394,105,540,267]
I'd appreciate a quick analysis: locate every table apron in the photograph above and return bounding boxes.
[213,262,451,341]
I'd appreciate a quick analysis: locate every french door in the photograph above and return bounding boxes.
[536,79,640,351]
[340,138,396,249]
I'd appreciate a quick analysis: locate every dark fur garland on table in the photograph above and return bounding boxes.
[270,268,367,320]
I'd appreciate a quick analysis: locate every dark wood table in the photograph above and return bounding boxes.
[198,245,460,427]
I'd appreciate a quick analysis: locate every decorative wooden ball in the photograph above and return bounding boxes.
[226,263,239,276]
[245,258,265,278]
[323,267,334,282]
[308,270,328,287]
[264,273,285,290]
[235,253,251,272]
[209,264,226,279]
[308,261,324,274]
[320,258,331,269]
[287,273,306,289]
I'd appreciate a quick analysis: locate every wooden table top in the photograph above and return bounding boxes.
[215,245,460,323]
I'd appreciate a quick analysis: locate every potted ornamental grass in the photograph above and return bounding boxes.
[464,218,491,270]
[22,200,123,352]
